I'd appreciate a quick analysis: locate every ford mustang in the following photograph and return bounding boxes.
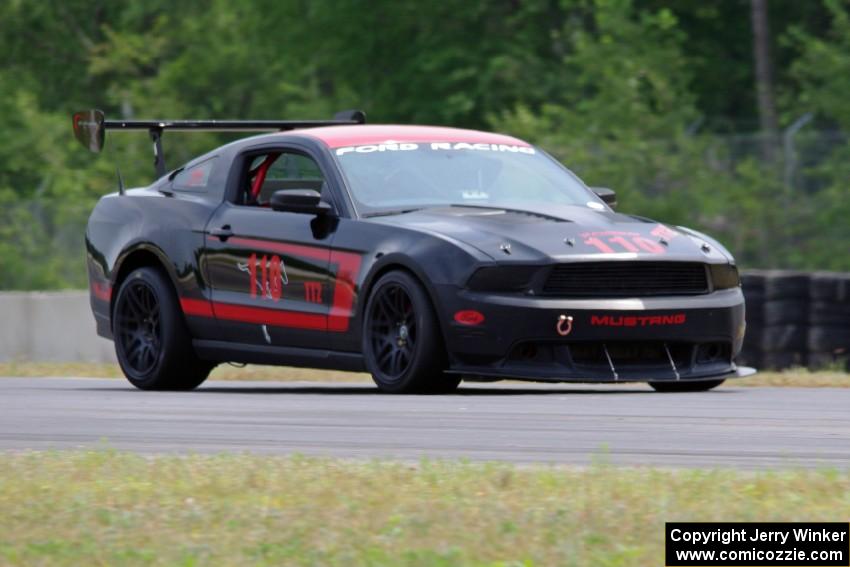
[73,109,753,393]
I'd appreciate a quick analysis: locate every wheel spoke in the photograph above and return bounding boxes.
[127,338,143,365]
[398,291,410,319]
[376,345,394,369]
[376,338,393,355]
[138,344,148,367]
[143,288,155,313]
[126,287,146,318]
[137,286,148,311]
[393,288,406,318]
[378,293,397,321]
[141,344,154,369]
[388,349,398,375]
[371,309,391,329]
[391,349,405,375]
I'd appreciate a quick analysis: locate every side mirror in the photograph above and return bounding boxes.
[270,189,332,215]
[591,187,617,208]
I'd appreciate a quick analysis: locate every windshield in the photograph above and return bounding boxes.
[333,142,600,215]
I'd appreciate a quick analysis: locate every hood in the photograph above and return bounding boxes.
[368,204,733,264]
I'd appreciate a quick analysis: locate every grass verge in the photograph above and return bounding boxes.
[0,451,847,566]
[0,361,848,387]
[0,361,369,382]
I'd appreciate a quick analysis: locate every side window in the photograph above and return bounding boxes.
[173,157,217,191]
[243,151,325,206]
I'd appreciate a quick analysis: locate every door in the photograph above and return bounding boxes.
[203,148,336,348]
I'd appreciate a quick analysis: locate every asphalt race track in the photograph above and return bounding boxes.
[1,377,848,468]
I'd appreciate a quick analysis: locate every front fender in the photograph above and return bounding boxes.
[330,219,488,352]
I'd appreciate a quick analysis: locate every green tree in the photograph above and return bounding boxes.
[1,0,850,288]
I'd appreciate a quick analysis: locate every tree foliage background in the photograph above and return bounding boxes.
[1,0,849,289]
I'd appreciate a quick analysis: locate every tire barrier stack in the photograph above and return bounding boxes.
[740,270,850,371]
[808,272,850,369]
[763,272,809,369]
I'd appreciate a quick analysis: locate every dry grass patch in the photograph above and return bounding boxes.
[1,362,848,387]
[0,361,125,379]
[0,451,847,566]
[740,369,849,387]
[0,361,370,382]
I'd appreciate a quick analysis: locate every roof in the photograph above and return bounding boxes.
[288,124,532,149]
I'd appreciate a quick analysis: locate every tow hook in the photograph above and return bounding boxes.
[556,315,573,336]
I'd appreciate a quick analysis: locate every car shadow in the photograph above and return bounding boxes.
[190,384,662,395]
[74,382,739,396]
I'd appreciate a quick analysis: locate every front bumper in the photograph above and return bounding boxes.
[437,287,749,383]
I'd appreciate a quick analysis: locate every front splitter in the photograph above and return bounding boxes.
[451,365,757,384]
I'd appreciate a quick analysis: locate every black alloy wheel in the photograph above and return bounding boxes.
[113,267,214,390]
[369,282,417,379]
[115,279,162,375]
[363,271,460,394]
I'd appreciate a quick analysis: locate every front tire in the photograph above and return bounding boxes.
[649,379,725,392]
[113,267,213,390]
[362,271,460,394]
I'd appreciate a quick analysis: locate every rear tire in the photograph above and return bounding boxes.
[362,271,460,394]
[649,379,725,392]
[113,267,214,390]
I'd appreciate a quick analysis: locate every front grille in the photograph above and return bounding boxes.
[542,261,709,297]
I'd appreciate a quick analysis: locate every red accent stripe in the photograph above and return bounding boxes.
[226,237,363,332]
[327,249,360,332]
[213,302,326,330]
[180,298,215,317]
[229,237,330,261]
[180,298,325,330]
[91,281,112,302]
[183,238,363,332]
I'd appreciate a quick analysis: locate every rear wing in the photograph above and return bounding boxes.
[72,109,366,177]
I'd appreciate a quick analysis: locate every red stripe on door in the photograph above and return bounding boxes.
[199,237,363,332]
[229,237,330,261]
[213,302,326,330]
[181,298,326,331]
[327,249,360,332]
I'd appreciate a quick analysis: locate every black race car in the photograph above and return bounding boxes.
[74,109,753,393]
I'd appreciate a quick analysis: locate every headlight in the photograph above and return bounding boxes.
[709,264,740,290]
[466,266,540,292]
